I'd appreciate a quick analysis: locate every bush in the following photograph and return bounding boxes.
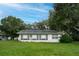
[60,33,73,43]
[72,33,79,41]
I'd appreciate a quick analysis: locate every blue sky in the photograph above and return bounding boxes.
[0,3,53,24]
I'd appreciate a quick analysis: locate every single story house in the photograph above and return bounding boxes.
[17,30,64,42]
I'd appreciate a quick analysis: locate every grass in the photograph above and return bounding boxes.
[0,40,79,56]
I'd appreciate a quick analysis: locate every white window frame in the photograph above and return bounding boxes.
[22,35,29,40]
[52,34,59,39]
[40,35,47,40]
[31,35,37,40]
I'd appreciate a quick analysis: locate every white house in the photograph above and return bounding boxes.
[17,30,63,42]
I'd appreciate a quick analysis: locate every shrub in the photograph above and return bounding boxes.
[60,33,73,43]
[72,33,79,41]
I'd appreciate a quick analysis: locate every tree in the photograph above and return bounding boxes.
[25,24,34,30]
[33,20,49,30]
[60,33,73,43]
[1,16,26,40]
[48,3,79,40]
[49,4,79,32]
[48,10,57,30]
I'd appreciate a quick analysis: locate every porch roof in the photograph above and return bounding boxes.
[17,30,63,35]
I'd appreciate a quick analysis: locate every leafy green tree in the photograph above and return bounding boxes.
[48,3,79,40]
[1,16,26,40]
[49,4,79,33]
[33,20,49,30]
[25,24,33,30]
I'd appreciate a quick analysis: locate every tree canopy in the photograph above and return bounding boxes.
[49,4,79,31]
[48,3,79,40]
[1,16,26,39]
[32,20,49,30]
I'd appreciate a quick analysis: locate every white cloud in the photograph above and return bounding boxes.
[27,7,48,12]
[0,3,48,12]
[1,3,24,10]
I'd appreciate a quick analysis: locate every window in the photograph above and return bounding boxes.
[22,35,29,40]
[31,35,37,40]
[52,34,59,39]
[40,35,47,40]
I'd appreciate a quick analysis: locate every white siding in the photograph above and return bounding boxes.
[23,35,28,39]
[29,35,37,40]
[40,35,47,40]
[18,35,21,40]
[18,34,62,42]
[48,35,60,42]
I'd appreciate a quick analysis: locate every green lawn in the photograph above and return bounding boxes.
[0,40,79,56]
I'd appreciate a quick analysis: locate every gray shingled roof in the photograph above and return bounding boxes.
[17,30,63,35]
